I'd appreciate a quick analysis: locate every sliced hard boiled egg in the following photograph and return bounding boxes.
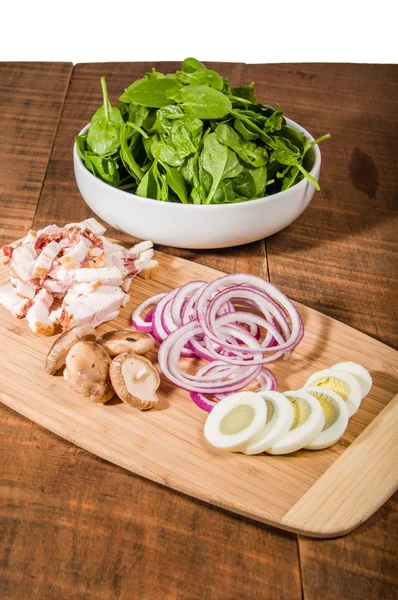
[266,390,325,455]
[303,386,349,450]
[242,391,295,455]
[204,391,267,452]
[304,368,362,417]
[332,361,372,399]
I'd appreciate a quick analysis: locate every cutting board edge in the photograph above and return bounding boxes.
[1,240,398,538]
[281,393,398,538]
[0,388,299,536]
[2,387,397,539]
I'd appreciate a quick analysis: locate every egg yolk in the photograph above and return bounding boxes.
[220,404,255,435]
[313,376,349,401]
[289,397,311,430]
[311,392,340,430]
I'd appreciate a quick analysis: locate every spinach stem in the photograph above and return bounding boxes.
[101,76,110,122]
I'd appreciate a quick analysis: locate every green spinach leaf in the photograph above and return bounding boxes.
[173,85,232,119]
[200,132,228,204]
[127,78,182,108]
[181,57,207,73]
[87,77,123,156]
[216,124,267,167]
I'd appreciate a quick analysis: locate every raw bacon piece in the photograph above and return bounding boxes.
[60,237,91,270]
[15,279,39,299]
[83,248,108,269]
[24,230,37,245]
[2,245,14,259]
[60,286,129,330]
[82,228,104,248]
[34,225,63,251]
[74,266,123,286]
[32,241,62,280]
[0,282,18,311]
[69,280,102,294]
[26,289,54,336]
[8,243,37,281]
[78,217,106,234]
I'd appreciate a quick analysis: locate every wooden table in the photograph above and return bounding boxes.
[0,62,397,600]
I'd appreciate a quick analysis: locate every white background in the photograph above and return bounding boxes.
[1,0,396,64]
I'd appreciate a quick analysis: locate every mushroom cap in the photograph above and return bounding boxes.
[97,329,155,357]
[64,341,114,403]
[45,324,97,374]
[109,352,159,410]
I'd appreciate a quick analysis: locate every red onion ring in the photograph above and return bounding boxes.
[132,272,303,411]
[132,293,165,332]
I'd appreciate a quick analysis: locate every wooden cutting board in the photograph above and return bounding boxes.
[0,249,397,538]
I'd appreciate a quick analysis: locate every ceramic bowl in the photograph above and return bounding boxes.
[74,117,321,249]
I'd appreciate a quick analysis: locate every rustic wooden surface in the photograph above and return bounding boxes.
[0,62,397,599]
[0,62,72,246]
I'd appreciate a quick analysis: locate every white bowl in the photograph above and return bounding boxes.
[74,117,321,249]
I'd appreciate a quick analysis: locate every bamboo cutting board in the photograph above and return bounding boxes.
[0,250,397,538]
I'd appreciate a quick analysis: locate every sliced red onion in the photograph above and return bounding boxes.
[157,320,262,392]
[190,367,278,413]
[131,292,165,332]
[170,281,206,327]
[132,272,303,411]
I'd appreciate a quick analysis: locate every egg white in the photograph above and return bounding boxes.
[204,391,267,452]
[242,391,295,455]
[332,361,372,399]
[266,390,325,455]
[304,368,362,417]
[304,386,349,450]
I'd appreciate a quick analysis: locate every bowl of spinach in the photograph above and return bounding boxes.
[74,58,329,249]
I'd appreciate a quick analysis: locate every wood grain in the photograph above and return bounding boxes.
[242,62,398,599]
[282,393,398,536]
[0,63,301,600]
[243,63,398,350]
[1,61,397,599]
[0,62,72,246]
[1,248,397,537]
[0,403,301,600]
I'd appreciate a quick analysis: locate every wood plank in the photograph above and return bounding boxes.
[282,394,398,537]
[243,63,398,350]
[0,62,72,245]
[241,63,398,599]
[299,491,398,600]
[0,403,301,600]
[5,61,300,599]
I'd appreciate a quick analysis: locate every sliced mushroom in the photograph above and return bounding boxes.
[64,341,114,403]
[45,324,97,374]
[109,353,159,410]
[97,329,155,357]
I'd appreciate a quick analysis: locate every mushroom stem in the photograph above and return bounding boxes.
[134,367,149,382]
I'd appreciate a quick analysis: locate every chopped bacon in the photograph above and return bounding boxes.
[26,289,54,336]
[74,266,123,286]
[0,219,155,335]
[34,225,63,252]
[60,286,129,330]
[60,237,91,270]
[32,241,63,280]
[15,280,39,299]
[8,244,37,281]
[13,297,33,319]
[81,228,104,248]
[2,245,14,258]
